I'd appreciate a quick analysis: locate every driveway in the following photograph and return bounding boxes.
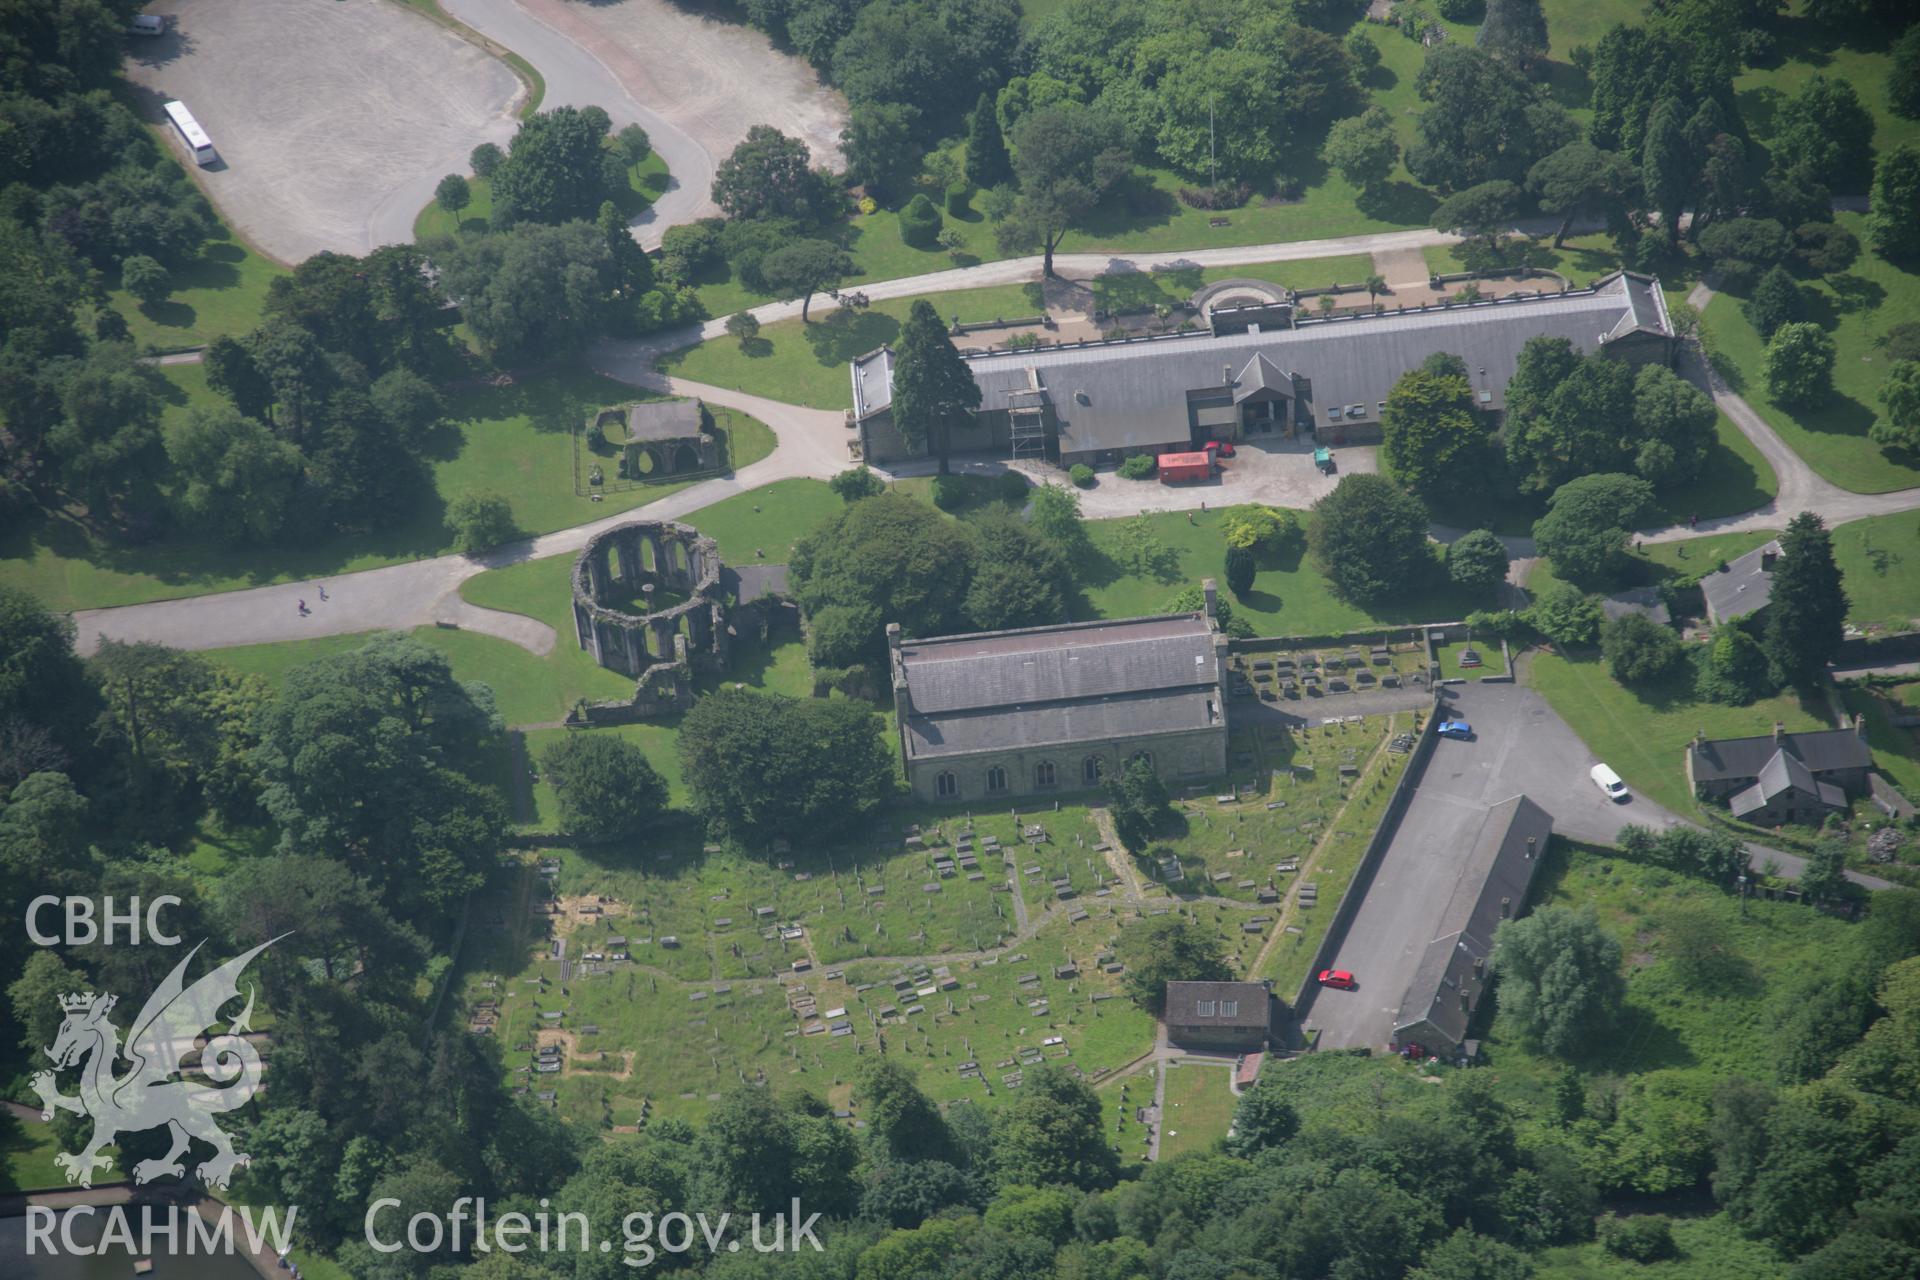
[441,0,845,248]
[125,0,521,263]
[1306,682,1888,1051]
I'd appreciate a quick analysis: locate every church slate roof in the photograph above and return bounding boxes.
[1165,980,1272,1030]
[1688,728,1871,785]
[893,614,1223,763]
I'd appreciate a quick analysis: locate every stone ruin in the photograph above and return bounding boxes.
[571,520,728,719]
[568,519,796,723]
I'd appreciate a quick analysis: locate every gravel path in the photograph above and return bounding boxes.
[440,0,845,249]
[125,0,521,263]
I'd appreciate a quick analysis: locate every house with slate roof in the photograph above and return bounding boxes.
[1393,795,1554,1059]
[851,271,1675,466]
[886,583,1229,803]
[1700,539,1783,626]
[1687,719,1874,826]
[1165,979,1274,1052]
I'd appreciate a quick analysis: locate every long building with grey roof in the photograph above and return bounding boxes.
[1392,794,1554,1059]
[886,589,1230,804]
[852,270,1675,466]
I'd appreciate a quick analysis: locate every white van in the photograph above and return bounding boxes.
[128,15,166,36]
[1591,763,1629,801]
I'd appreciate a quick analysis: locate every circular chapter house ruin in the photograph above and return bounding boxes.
[569,520,792,722]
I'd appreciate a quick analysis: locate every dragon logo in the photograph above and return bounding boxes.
[31,937,281,1189]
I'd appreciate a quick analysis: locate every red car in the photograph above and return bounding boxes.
[1202,440,1236,457]
[1318,968,1356,990]
[1398,1042,1429,1061]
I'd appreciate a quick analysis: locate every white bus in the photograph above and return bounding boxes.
[163,100,218,168]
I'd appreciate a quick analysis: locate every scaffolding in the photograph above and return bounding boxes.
[1008,368,1049,462]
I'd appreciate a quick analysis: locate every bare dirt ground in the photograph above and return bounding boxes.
[124,0,521,264]
[533,0,846,184]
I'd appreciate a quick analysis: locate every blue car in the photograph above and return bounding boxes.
[1437,720,1473,740]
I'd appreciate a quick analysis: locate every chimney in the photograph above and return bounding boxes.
[1856,712,1868,739]
[1500,896,1511,919]
[1526,836,1537,859]
[1460,991,1471,1011]
[1773,721,1785,742]
[886,622,902,651]
[1202,578,1219,620]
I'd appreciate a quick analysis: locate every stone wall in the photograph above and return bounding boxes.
[900,725,1228,806]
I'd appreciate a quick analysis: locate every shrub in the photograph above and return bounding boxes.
[900,193,943,248]
[1793,220,1858,275]
[858,195,878,215]
[1222,505,1304,555]
[658,220,723,284]
[446,491,518,554]
[616,123,652,164]
[120,254,170,307]
[1433,0,1479,19]
[1527,582,1603,647]
[945,182,972,216]
[469,141,504,178]
[930,472,966,509]
[1117,454,1156,480]
[996,470,1029,502]
[1224,544,1256,596]
[435,173,471,217]
[1763,322,1837,407]
[1598,1214,1676,1262]
[829,467,885,502]
[1069,463,1095,488]
[1744,266,1806,340]
[724,311,761,347]
[1176,183,1253,210]
[1446,529,1510,594]
[1695,626,1774,704]
[1600,612,1685,685]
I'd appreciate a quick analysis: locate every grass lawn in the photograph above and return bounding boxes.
[1157,1063,1237,1160]
[1695,213,1920,494]
[1078,506,1483,636]
[1526,650,1831,816]
[1830,508,1920,633]
[106,235,285,352]
[0,1112,115,1192]
[1437,638,1505,679]
[1840,682,1920,803]
[0,369,745,613]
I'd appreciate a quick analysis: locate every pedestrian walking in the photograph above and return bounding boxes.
[1689,512,1698,529]
[318,584,328,602]
[297,599,308,616]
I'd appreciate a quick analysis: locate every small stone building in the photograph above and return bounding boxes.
[1700,539,1782,626]
[1687,720,1873,826]
[596,398,720,481]
[1164,980,1273,1052]
[886,587,1230,804]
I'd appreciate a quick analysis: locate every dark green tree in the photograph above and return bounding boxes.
[1322,106,1400,194]
[1531,473,1656,585]
[1505,341,1638,493]
[469,141,503,178]
[1528,140,1633,247]
[1224,543,1256,596]
[1491,904,1624,1056]
[119,253,170,307]
[856,1058,954,1165]
[966,92,1012,188]
[1447,529,1511,595]
[1115,915,1231,1012]
[164,406,303,545]
[434,173,471,220]
[1873,360,1920,453]
[1380,359,1494,501]
[1763,512,1847,686]
[711,125,825,223]
[1894,25,1920,120]
[1601,612,1685,685]
[1477,0,1549,69]
[1410,1229,1537,1280]
[490,106,625,226]
[996,103,1131,277]
[1745,265,1807,340]
[251,633,505,917]
[829,466,886,502]
[45,342,164,515]
[1407,45,1574,190]
[1526,581,1604,647]
[757,238,852,322]
[789,490,974,658]
[989,1063,1118,1191]
[843,101,923,201]
[965,513,1068,631]
[1308,474,1433,603]
[542,733,667,841]
[432,220,625,364]
[1868,144,1920,260]
[1641,97,1692,246]
[889,299,981,471]
[1106,756,1172,852]
[1773,74,1877,193]
[1630,364,1716,489]
[1226,1080,1299,1156]
[1432,181,1522,257]
[1798,837,1849,904]
[677,687,894,840]
[1695,626,1775,704]
[1764,322,1838,408]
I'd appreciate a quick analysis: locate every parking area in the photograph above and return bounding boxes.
[125,0,521,263]
[1306,682,1681,1051]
